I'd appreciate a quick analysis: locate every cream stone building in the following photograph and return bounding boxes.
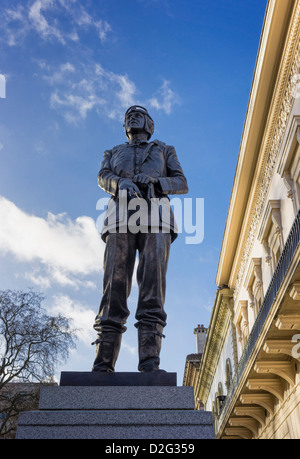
[183,324,208,408]
[189,0,300,439]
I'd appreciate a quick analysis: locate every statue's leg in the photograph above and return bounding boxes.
[137,323,165,372]
[92,332,122,372]
[135,232,171,372]
[93,232,136,372]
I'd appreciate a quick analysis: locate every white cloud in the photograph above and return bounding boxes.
[50,92,99,122]
[50,294,96,346]
[23,269,52,289]
[2,5,29,46]
[34,140,48,155]
[47,62,138,123]
[72,5,111,43]
[28,0,65,44]
[49,294,137,355]
[2,0,112,46]
[2,3,179,120]
[43,61,179,123]
[74,7,93,26]
[149,79,180,114]
[43,61,75,85]
[114,74,137,108]
[4,4,25,22]
[122,341,137,356]
[0,196,104,289]
[95,20,112,43]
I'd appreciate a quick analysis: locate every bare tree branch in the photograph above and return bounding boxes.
[0,289,78,438]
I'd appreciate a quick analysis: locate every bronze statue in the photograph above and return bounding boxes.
[92,105,188,372]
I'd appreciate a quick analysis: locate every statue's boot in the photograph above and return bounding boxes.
[92,332,122,372]
[137,324,166,372]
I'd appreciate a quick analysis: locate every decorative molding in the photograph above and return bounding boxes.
[289,281,300,299]
[195,289,233,403]
[233,299,249,325]
[229,417,259,436]
[283,171,295,202]
[244,258,263,289]
[234,406,265,426]
[233,2,300,302]
[254,360,296,386]
[240,393,275,415]
[244,258,264,312]
[263,339,299,358]
[246,378,284,402]
[234,300,249,347]
[275,314,300,330]
[277,115,300,176]
[258,200,282,243]
[262,239,272,265]
[224,427,252,440]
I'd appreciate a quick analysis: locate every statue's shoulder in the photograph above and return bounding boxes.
[111,143,129,153]
[151,139,168,151]
[112,142,128,149]
[152,139,174,154]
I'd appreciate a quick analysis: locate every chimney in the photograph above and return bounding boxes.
[193,324,207,354]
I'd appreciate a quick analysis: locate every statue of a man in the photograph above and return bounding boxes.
[93,105,188,373]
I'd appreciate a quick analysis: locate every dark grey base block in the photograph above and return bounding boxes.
[39,386,195,410]
[17,411,214,441]
[17,410,215,439]
[17,425,214,440]
[60,371,176,387]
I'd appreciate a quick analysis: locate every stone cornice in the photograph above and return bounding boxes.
[232,0,300,301]
[216,0,298,288]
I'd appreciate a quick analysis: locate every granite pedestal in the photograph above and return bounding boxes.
[16,372,214,439]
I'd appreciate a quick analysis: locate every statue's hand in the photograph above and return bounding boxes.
[119,178,142,198]
[133,173,158,186]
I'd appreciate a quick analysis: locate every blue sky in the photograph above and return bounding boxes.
[0,0,267,383]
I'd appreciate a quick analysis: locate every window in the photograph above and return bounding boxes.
[278,115,300,214]
[234,300,249,352]
[244,258,264,317]
[258,200,283,273]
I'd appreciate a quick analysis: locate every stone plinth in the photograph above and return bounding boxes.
[60,370,177,386]
[16,372,214,439]
[39,385,194,410]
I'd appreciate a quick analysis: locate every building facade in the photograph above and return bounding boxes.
[0,382,57,439]
[189,0,300,439]
[183,324,208,410]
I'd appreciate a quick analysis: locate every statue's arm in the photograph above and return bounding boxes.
[98,149,142,198]
[97,149,120,196]
[157,146,188,195]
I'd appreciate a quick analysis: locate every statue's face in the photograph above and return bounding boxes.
[124,110,146,134]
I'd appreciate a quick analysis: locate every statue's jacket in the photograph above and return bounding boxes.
[98,139,188,242]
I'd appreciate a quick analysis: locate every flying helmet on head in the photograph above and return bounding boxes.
[124,105,154,140]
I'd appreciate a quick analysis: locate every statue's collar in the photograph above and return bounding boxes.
[126,139,159,147]
[126,139,148,146]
